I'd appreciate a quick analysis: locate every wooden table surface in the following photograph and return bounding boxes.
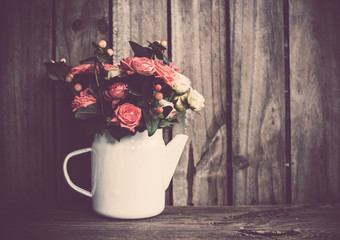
[1,204,339,239]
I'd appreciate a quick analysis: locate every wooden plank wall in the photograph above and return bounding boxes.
[0,0,56,205]
[290,0,340,203]
[230,0,286,205]
[0,0,339,206]
[171,0,228,206]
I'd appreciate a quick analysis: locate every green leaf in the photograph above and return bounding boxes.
[44,62,72,81]
[74,104,100,120]
[143,108,159,136]
[159,120,176,128]
[129,41,153,58]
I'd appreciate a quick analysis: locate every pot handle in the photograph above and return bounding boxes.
[63,148,93,197]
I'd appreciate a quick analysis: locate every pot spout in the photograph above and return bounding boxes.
[164,134,188,190]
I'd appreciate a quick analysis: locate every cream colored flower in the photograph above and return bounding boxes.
[173,73,191,94]
[107,66,121,79]
[187,89,205,111]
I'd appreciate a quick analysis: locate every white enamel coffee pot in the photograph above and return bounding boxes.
[63,129,188,219]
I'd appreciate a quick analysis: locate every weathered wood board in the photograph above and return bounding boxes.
[0,0,55,204]
[55,0,110,204]
[230,0,286,205]
[171,0,228,206]
[2,205,340,239]
[112,0,168,63]
[290,0,340,203]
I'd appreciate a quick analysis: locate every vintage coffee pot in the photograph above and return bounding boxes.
[63,129,188,219]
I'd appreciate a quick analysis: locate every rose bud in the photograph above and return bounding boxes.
[154,84,162,91]
[60,58,66,63]
[155,92,163,100]
[99,40,107,48]
[65,73,74,82]
[156,40,161,44]
[74,83,82,91]
[107,48,114,56]
[50,60,55,63]
[156,107,163,113]
[161,40,167,48]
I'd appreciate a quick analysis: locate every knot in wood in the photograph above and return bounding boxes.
[72,19,82,32]
[98,17,109,34]
[233,155,249,170]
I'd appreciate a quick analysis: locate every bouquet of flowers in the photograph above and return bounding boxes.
[44,40,205,140]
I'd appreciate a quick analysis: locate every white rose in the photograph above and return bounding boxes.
[107,66,121,79]
[187,89,205,111]
[173,73,191,94]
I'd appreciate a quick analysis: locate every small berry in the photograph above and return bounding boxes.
[60,58,66,63]
[99,40,107,48]
[154,84,162,91]
[74,83,82,91]
[155,92,163,100]
[161,40,167,48]
[65,73,74,82]
[107,48,114,56]
[156,107,163,114]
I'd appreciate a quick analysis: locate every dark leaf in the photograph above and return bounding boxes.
[92,41,100,48]
[89,84,100,100]
[79,56,96,64]
[162,106,173,118]
[74,104,100,120]
[108,125,135,141]
[129,41,153,58]
[77,116,107,135]
[142,78,153,102]
[129,88,142,96]
[142,108,159,136]
[44,62,72,81]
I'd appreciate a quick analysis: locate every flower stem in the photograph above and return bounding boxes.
[94,62,105,116]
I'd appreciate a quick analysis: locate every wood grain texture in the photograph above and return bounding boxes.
[55,0,110,204]
[290,0,340,203]
[0,0,55,204]
[230,0,286,205]
[112,0,168,63]
[2,205,340,240]
[171,0,227,206]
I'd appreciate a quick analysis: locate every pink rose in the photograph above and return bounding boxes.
[154,60,183,73]
[154,61,178,87]
[111,103,142,132]
[120,57,155,75]
[71,88,96,112]
[104,82,128,107]
[69,64,116,75]
[120,57,135,75]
